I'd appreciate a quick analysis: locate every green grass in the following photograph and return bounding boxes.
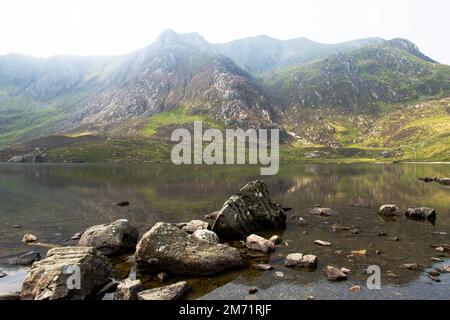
[141,105,223,137]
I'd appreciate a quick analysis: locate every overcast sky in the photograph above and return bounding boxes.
[1,0,449,64]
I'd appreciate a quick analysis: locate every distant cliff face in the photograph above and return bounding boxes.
[0,30,449,152]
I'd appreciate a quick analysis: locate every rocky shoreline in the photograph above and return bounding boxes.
[1,179,449,300]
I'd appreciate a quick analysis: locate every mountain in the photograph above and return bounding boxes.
[264,38,450,112]
[214,35,384,73]
[0,30,449,163]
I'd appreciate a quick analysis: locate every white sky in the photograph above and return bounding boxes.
[0,0,449,64]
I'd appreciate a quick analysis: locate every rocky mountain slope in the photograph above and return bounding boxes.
[0,30,449,162]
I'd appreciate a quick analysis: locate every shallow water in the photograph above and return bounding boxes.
[0,163,449,299]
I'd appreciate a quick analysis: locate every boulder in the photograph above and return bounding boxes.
[310,208,335,217]
[13,251,41,266]
[285,253,318,270]
[245,234,275,253]
[405,207,436,221]
[78,219,139,256]
[436,178,450,186]
[378,205,400,216]
[137,281,189,300]
[325,266,348,281]
[182,220,209,233]
[193,229,220,244]
[22,234,38,243]
[135,223,243,275]
[210,181,286,238]
[114,279,142,300]
[20,246,112,300]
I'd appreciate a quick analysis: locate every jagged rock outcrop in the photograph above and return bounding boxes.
[210,181,286,238]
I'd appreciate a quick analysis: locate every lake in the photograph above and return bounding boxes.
[0,163,449,299]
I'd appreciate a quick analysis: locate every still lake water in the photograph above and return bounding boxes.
[0,163,449,299]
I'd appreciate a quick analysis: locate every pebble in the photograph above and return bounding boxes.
[275,271,284,278]
[393,237,400,242]
[22,234,38,243]
[251,264,273,271]
[431,257,443,262]
[435,247,446,253]
[306,296,315,300]
[315,240,331,247]
[13,225,21,229]
[351,249,367,257]
[349,285,361,292]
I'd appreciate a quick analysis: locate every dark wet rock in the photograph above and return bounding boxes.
[427,269,441,277]
[210,181,286,239]
[285,253,318,270]
[71,232,82,240]
[135,222,243,275]
[349,202,372,208]
[393,237,400,242]
[269,235,282,245]
[78,219,139,256]
[250,264,273,271]
[378,205,400,216]
[0,292,20,300]
[114,279,143,300]
[405,207,436,221]
[245,234,275,253]
[137,281,189,300]
[248,287,258,295]
[427,275,441,282]
[116,201,130,207]
[283,207,293,212]
[400,263,424,271]
[20,246,112,300]
[436,178,450,186]
[377,231,387,237]
[193,229,220,244]
[13,251,41,266]
[310,208,335,217]
[419,177,435,183]
[325,266,347,281]
[376,250,382,255]
[182,220,209,233]
[97,280,118,296]
[156,272,169,283]
[22,234,38,243]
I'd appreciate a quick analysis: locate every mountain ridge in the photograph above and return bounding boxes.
[0,30,449,163]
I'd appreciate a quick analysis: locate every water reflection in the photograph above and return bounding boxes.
[0,163,449,298]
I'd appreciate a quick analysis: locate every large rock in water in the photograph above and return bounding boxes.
[405,207,436,221]
[135,222,243,275]
[137,281,189,300]
[78,219,139,256]
[210,181,286,238]
[20,247,112,300]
